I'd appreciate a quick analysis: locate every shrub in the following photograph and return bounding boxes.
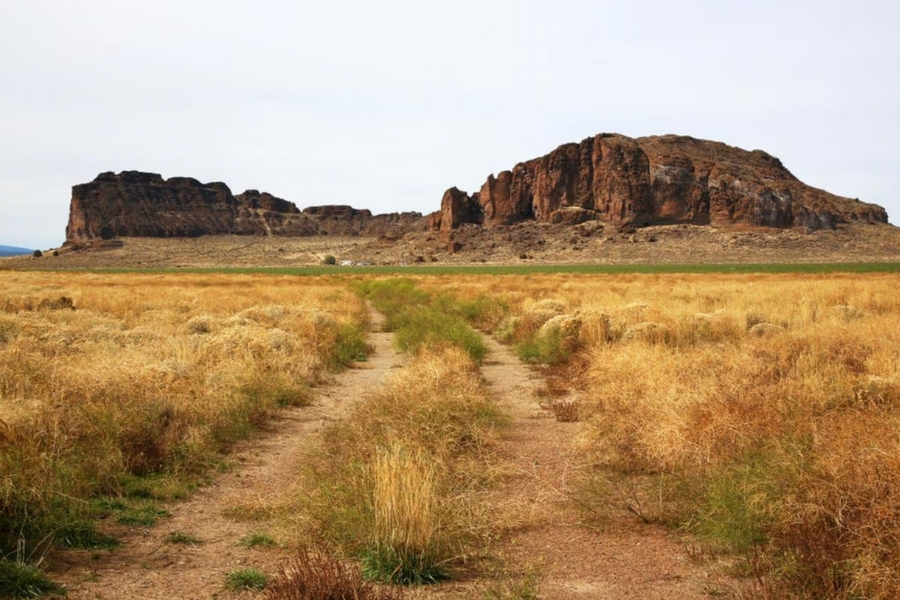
[449,293,510,332]
[392,305,487,362]
[326,321,370,368]
[322,255,336,266]
[265,549,404,600]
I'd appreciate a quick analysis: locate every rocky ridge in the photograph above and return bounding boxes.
[430,133,888,232]
[64,134,890,248]
[64,171,426,245]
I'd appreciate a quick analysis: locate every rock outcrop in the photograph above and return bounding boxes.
[65,171,425,244]
[432,134,888,231]
[65,132,890,248]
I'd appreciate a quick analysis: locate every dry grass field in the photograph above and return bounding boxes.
[422,272,900,598]
[3,268,900,598]
[0,272,367,560]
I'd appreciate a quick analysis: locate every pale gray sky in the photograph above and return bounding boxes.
[2,0,898,249]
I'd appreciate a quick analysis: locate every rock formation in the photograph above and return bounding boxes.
[65,133,890,248]
[65,171,425,244]
[431,134,888,231]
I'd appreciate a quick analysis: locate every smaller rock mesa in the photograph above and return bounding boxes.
[429,134,888,231]
[64,171,425,244]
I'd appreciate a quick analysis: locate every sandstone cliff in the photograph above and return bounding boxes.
[431,134,888,231]
[65,171,425,244]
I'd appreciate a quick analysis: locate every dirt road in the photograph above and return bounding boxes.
[53,308,737,599]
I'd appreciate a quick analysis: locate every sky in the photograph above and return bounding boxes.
[1,0,898,249]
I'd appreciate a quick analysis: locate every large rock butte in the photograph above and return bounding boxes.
[65,171,425,243]
[64,134,889,245]
[429,133,887,231]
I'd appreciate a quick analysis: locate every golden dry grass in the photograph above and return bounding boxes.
[0,271,367,552]
[372,445,437,557]
[423,272,900,598]
[6,268,900,597]
[296,346,504,581]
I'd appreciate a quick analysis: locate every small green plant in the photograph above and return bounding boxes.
[452,294,510,332]
[359,279,486,360]
[226,567,267,591]
[164,531,202,545]
[692,453,779,553]
[96,499,169,527]
[392,305,487,361]
[119,473,197,502]
[0,558,65,598]
[240,532,277,548]
[361,546,449,586]
[322,255,336,265]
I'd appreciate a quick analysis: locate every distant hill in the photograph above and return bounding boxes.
[0,245,34,257]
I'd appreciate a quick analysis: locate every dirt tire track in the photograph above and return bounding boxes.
[477,335,738,600]
[51,306,739,599]
[53,308,400,600]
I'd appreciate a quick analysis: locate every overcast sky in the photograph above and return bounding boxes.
[1,0,898,249]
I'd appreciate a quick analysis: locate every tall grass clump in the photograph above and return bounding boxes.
[0,272,368,558]
[0,557,65,599]
[299,346,504,583]
[363,444,446,584]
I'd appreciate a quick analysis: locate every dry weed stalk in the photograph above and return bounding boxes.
[541,398,580,422]
[265,549,404,600]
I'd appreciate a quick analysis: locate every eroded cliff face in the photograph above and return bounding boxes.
[65,171,425,243]
[434,134,888,231]
[65,132,889,247]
